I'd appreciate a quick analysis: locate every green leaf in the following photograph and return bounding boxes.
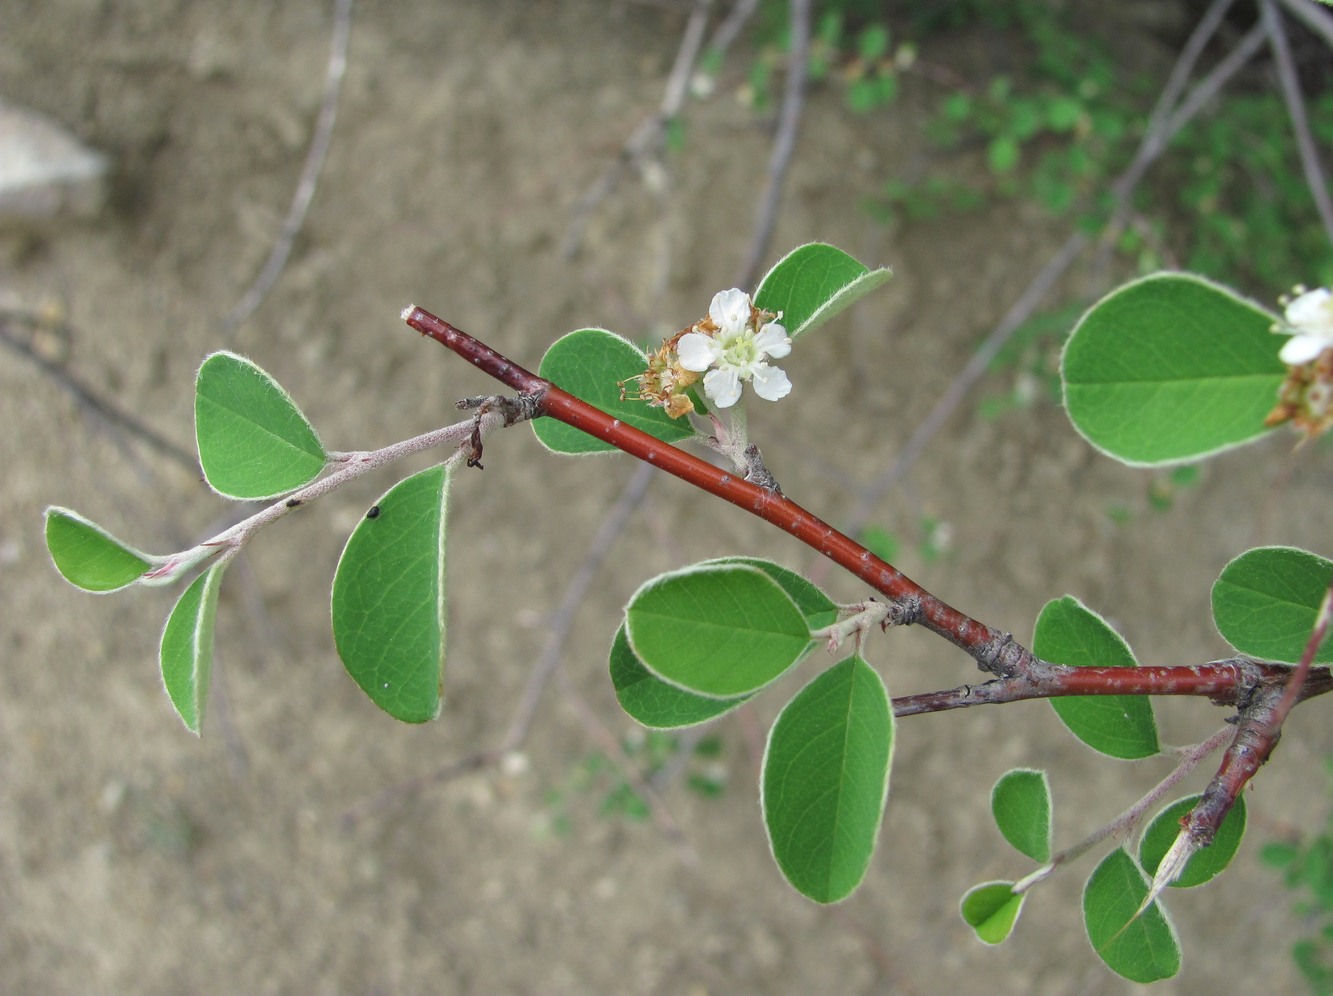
[1139,793,1247,888]
[753,243,892,340]
[960,882,1026,944]
[1035,596,1160,760]
[195,351,327,499]
[1211,546,1333,664]
[625,563,812,698]
[609,624,751,728]
[987,134,1020,173]
[701,556,839,630]
[159,561,227,735]
[532,328,695,455]
[331,465,450,723]
[1083,848,1181,983]
[991,769,1052,862]
[1061,273,1284,466]
[44,506,158,592]
[762,655,893,903]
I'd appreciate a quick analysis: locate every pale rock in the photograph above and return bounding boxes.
[0,100,108,226]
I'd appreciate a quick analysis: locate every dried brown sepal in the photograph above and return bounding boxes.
[1265,347,1333,441]
[621,326,701,419]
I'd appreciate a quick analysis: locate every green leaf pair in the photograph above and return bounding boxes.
[47,352,454,733]
[960,770,1051,945]
[1032,545,1332,748]
[614,558,892,903]
[200,353,453,725]
[44,504,226,735]
[1082,795,1245,982]
[534,243,891,455]
[968,767,1245,981]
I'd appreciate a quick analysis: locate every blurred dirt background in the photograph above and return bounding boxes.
[2,1,1332,993]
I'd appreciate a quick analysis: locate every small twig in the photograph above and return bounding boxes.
[0,308,198,471]
[1260,0,1333,248]
[1014,726,1235,894]
[892,658,1332,717]
[734,0,811,289]
[562,0,713,257]
[555,666,699,866]
[221,0,354,333]
[1278,0,1333,51]
[1108,0,1238,206]
[141,406,506,589]
[840,230,1089,539]
[1269,574,1333,748]
[705,0,761,60]
[1182,681,1289,848]
[454,392,545,468]
[406,305,1029,671]
[406,305,1333,722]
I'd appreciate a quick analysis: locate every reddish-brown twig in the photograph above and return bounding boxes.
[402,304,1333,850]
[402,304,1333,709]
[405,305,1028,674]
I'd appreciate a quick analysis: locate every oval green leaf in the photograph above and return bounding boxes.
[195,351,326,499]
[1139,793,1246,889]
[532,328,696,455]
[625,563,812,698]
[754,242,892,340]
[1062,273,1284,466]
[44,506,158,592]
[1211,546,1333,664]
[1035,596,1159,760]
[762,655,893,903]
[960,881,1025,945]
[1083,848,1181,983]
[160,561,227,735]
[331,465,450,723]
[991,769,1052,863]
[609,624,751,728]
[701,556,839,630]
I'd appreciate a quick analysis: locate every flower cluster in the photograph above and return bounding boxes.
[1273,286,1333,366]
[627,289,792,417]
[1266,286,1333,440]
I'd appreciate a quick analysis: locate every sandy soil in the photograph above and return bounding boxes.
[3,1,1331,993]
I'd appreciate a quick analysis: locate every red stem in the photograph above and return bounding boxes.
[407,306,1027,673]
[404,306,1333,714]
[406,304,1333,867]
[894,659,1333,717]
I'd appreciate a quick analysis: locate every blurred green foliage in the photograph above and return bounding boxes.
[1261,757,1333,994]
[748,0,1333,293]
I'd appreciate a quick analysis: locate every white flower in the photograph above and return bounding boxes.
[676,289,792,409]
[1276,287,1333,365]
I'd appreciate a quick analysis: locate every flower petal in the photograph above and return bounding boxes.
[703,367,742,408]
[754,322,791,359]
[676,332,720,372]
[750,364,791,401]
[709,288,752,335]
[1280,334,1330,366]
[1285,288,1333,337]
